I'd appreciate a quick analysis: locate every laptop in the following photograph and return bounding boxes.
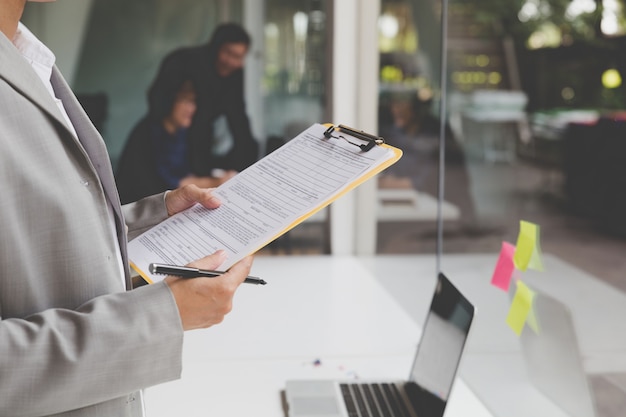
[514,285,598,417]
[285,272,475,417]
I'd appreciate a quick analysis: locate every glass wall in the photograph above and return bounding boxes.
[375,0,626,293]
[68,0,244,167]
[375,0,460,255]
[24,0,626,278]
[33,0,329,175]
[258,0,331,254]
[375,3,626,414]
[23,0,331,254]
[263,0,328,145]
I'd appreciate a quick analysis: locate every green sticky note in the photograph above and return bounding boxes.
[514,221,543,271]
[506,280,535,336]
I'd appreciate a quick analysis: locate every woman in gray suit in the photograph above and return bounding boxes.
[0,1,253,416]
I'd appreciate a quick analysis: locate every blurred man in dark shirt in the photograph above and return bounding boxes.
[148,22,259,180]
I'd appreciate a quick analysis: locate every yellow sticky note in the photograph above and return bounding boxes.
[527,305,540,334]
[506,280,536,336]
[528,231,544,271]
[514,221,543,271]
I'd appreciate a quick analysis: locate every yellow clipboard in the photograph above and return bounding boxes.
[130,122,403,283]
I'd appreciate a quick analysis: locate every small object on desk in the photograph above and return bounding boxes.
[149,263,266,285]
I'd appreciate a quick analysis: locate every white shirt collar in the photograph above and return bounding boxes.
[11,22,79,140]
[12,22,56,98]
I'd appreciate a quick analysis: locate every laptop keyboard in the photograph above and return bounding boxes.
[340,383,412,417]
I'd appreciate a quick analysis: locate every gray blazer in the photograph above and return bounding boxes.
[0,32,184,416]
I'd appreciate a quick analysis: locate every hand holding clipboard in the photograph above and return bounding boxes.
[128,123,402,284]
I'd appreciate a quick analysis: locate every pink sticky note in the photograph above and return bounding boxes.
[491,242,516,291]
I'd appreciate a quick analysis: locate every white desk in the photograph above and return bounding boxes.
[145,254,626,417]
[144,256,492,417]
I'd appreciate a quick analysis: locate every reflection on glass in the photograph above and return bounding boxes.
[256,0,330,255]
[376,0,626,260]
[263,0,327,143]
[376,0,474,254]
[68,0,244,168]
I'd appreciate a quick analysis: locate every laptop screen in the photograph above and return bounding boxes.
[409,273,474,401]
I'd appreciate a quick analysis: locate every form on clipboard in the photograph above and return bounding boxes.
[128,123,402,283]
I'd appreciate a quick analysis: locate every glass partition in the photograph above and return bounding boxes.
[47,0,328,173]
[25,0,626,284]
[376,0,457,256]
[262,0,328,145]
[256,0,330,255]
[377,3,626,415]
[438,0,626,290]
[46,0,331,254]
[375,0,626,295]
[69,0,244,167]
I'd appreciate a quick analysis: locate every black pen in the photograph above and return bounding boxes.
[149,263,266,285]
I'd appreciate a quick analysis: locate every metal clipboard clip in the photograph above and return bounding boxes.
[323,124,385,152]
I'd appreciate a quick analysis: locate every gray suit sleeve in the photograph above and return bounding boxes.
[0,37,184,416]
[0,282,184,417]
[122,192,170,241]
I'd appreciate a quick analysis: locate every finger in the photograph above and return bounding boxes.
[166,185,221,216]
[187,250,228,271]
[223,256,254,286]
[192,187,221,209]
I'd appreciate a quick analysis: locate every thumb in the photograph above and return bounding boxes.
[223,256,254,286]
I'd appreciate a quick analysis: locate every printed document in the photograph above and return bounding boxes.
[128,123,402,283]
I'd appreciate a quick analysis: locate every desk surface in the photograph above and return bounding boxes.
[144,256,491,417]
[144,254,626,417]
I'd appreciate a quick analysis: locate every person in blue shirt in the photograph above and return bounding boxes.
[116,76,235,204]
